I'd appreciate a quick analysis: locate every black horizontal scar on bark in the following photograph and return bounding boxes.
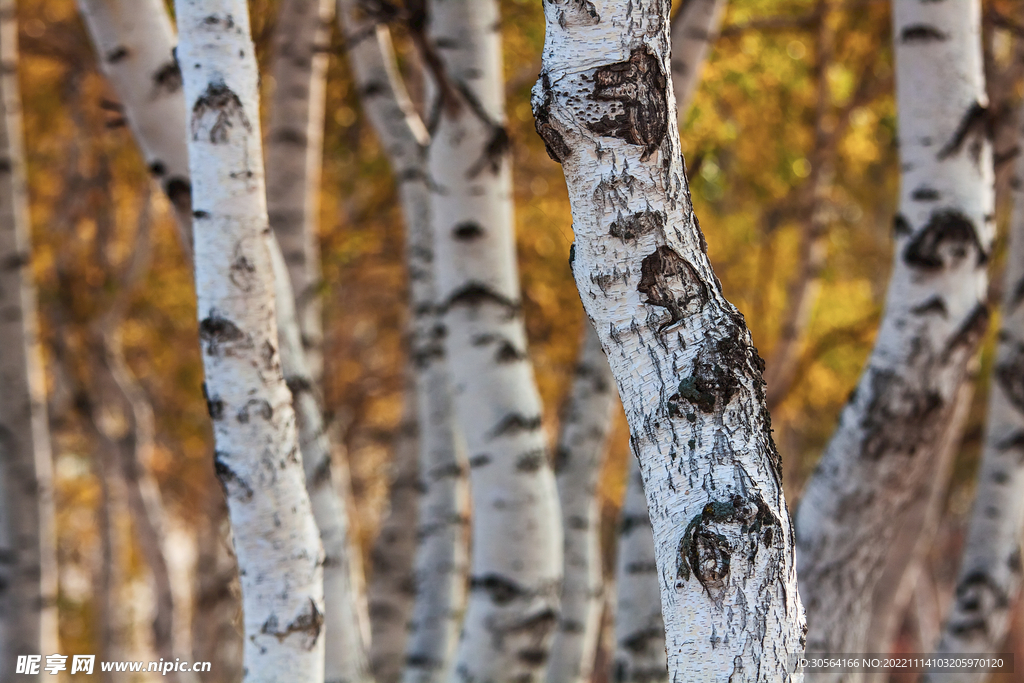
[610,209,664,241]
[469,573,528,605]
[902,209,986,269]
[190,82,251,145]
[152,60,182,94]
[637,245,707,330]
[588,46,668,159]
[452,221,485,240]
[443,282,520,315]
[236,398,273,424]
[260,599,324,646]
[900,24,948,42]
[489,413,542,438]
[213,452,253,500]
[106,46,129,63]
[199,313,246,354]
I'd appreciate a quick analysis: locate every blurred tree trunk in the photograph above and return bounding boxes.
[669,0,726,126]
[535,1,805,679]
[266,0,333,383]
[0,0,59,673]
[795,0,994,673]
[546,326,616,683]
[611,459,667,683]
[174,3,326,681]
[192,501,243,683]
[924,40,1024,680]
[337,3,470,681]
[75,0,194,252]
[428,1,564,680]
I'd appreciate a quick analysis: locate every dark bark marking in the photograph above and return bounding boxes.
[903,209,986,269]
[190,82,251,145]
[285,376,314,397]
[466,126,510,178]
[861,369,945,460]
[893,213,912,237]
[105,46,129,63]
[192,209,210,219]
[944,303,989,360]
[0,251,29,270]
[199,313,247,354]
[911,186,941,201]
[911,296,948,317]
[637,246,707,330]
[554,0,599,28]
[938,101,990,161]
[490,413,542,439]
[996,343,1024,412]
[533,73,572,163]
[495,340,527,363]
[203,13,235,29]
[469,574,527,605]
[152,60,182,94]
[452,221,485,241]
[444,282,520,315]
[515,449,545,472]
[469,454,491,468]
[272,127,307,146]
[900,24,948,42]
[589,47,668,159]
[229,252,257,291]
[311,455,332,488]
[610,209,664,241]
[947,571,1008,638]
[213,452,253,500]
[676,494,778,596]
[202,382,225,421]
[236,399,273,424]
[516,648,548,665]
[148,161,166,176]
[260,598,324,649]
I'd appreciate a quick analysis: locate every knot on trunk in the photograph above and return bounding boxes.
[637,245,706,329]
[588,47,668,158]
[191,81,252,144]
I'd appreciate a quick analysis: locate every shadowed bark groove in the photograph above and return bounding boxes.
[534,1,805,679]
[795,0,994,677]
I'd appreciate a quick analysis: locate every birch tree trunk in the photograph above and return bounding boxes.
[75,0,194,249]
[337,3,469,680]
[534,1,805,679]
[923,63,1024,683]
[546,325,617,683]
[266,0,334,382]
[268,235,371,683]
[427,1,564,680]
[612,459,668,683]
[669,0,727,126]
[795,0,993,671]
[174,4,326,680]
[0,0,59,672]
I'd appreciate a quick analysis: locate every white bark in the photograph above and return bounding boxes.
[0,0,59,673]
[429,2,564,680]
[76,0,194,247]
[337,3,469,680]
[266,0,334,382]
[368,388,418,683]
[534,1,805,680]
[269,236,371,683]
[795,0,993,672]
[546,325,617,683]
[670,0,727,126]
[612,458,668,683]
[923,61,1024,683]
[174,4,326,681]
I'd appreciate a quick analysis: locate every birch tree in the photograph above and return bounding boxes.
[0,0,59,672]
[337,2,469,679]
[425,1,564,680]
[266,0,334,381]
[923,61,1024,681]
[795,0,994,666]
[75,0,194,250]
[534,0,805,679]
[174,3,325,680]
[546,326,616,683]
[669,0,727,126]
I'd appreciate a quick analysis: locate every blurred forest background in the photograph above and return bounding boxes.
[11,0,1024,678]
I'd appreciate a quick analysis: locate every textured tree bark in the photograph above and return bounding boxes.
[174,3,326,681]
[546,326,617,683]
[795,0,993,674]
[923,60,1024,683]
[368,386,418,683]
[0,0,59,673]
[75,0,194,249]
[268,236,372,683]
[669,0,727,126]
[337,3,469,680]
[192,502,243,683]
[428,1,565,680]
[612,459,668,683]
[534,1,805,680]
[266,0,334,382]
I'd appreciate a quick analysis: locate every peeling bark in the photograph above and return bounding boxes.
[546,326,617,683]
[795,0,993,674]
[0,0,59,673]
[534,1,805,679]
[925,34,1024,680]
[266,0,334,382]
[174,3,326,680]
[430,2,564,681]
